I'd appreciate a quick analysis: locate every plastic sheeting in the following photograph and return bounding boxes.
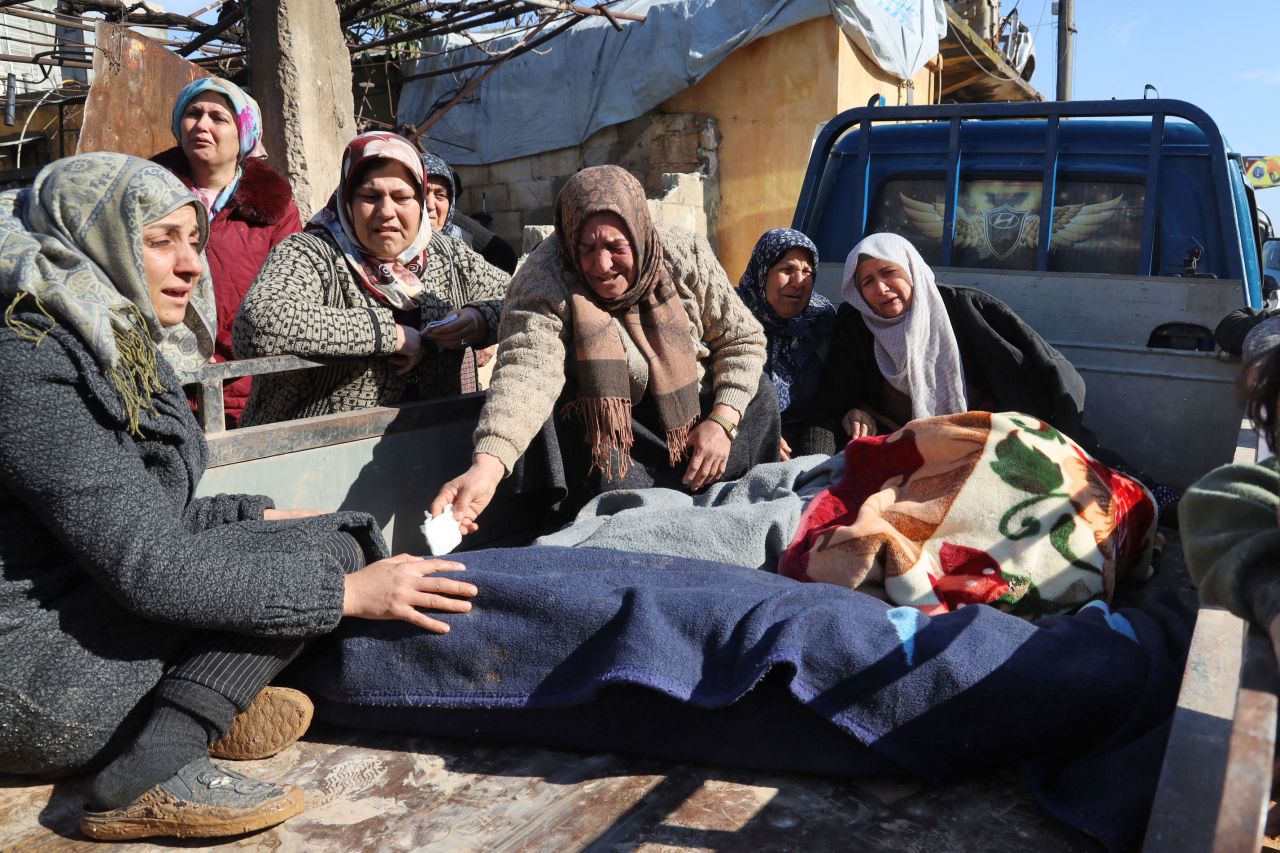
[398,0,945,166]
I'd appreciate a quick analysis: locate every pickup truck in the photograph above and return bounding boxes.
[2,99,1275,851]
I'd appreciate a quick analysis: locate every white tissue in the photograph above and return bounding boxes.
[421,504,463,556]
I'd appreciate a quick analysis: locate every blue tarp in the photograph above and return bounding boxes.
[398,0,945,166]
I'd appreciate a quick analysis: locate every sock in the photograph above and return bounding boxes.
[86,680,238,812]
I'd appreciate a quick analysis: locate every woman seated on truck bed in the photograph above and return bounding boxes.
[813,231,1090,445]
[0,153,477,842]
[737,227,837,459]
[232,132,509,427]
[430,165,780,533]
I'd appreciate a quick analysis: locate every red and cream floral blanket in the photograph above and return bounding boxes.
[780,412,1156,618]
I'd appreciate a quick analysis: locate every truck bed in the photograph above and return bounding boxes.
[1,534,1226,852]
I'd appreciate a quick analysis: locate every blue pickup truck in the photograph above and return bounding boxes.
[793,98,1268,493]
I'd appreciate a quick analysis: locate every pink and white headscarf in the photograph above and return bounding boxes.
[309,132,433,310]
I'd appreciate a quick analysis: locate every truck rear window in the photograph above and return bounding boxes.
[870,177,1146,275]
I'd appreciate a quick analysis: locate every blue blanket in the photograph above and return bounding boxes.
[288,546,1191,850]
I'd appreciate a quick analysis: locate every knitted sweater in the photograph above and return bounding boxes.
[1180,456,1280,621]
[475,224,767,472]
[233,228,509,427]
[0,309,388,776]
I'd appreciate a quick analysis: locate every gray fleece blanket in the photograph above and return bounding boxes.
[535,454,843,571]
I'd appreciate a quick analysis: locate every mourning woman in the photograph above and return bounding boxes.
[737,228,837,458]
[815,231,1088,444]
[153,77,301,426]
[0,154,476,840]
[233,133,509,426]
[421,152,518,274]
[430,165,777,533]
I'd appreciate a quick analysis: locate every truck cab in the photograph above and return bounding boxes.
[793,98,1261,490]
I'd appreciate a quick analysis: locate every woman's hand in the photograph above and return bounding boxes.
[263,508,325,520]
[390,324,425,376]
[841,407,878,439]
[342,553,477,633]
[423,306,487,351]
[684,406,736,491]
[430,453,505,535]
[779,436,793,462]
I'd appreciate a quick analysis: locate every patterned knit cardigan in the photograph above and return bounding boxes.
[474,224,767,473]
[233,228,508,426]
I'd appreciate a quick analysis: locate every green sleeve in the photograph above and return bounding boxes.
[1180,456,1280,619]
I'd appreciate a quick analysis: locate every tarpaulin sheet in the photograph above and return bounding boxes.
[398,0,945,166]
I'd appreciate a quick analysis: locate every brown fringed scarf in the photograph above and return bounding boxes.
[555,166,700,480]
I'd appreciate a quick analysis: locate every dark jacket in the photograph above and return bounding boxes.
[453,211,518,273]
[0,307,385,776]
[812,284,1088,445]
[151,147,302,426]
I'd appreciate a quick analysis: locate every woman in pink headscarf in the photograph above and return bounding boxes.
[233,132,509,427]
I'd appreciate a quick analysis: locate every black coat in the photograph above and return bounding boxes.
[811,284,1088,445]
[0,307,387,776]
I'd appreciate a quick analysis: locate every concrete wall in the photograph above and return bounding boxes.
[663,15,939,280]
[450,110,719,253]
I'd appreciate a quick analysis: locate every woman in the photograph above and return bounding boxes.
[430,165,778,534]
[153,77,301,426]
[0,153,476,840]
[233,133,509,426]
[421,152,518,274]
[814,231,1088,445]
[737,228,837,458]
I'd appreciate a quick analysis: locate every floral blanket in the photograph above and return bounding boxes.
[780,412,1156,618]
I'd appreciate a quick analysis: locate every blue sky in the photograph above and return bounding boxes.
[1021,0,1280,227]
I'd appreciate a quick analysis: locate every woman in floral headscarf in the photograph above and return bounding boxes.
[430,165,778,536]
[0,153,476,841]
[737,228,836,458]
[232,132,509,426]
[152,76,301,426]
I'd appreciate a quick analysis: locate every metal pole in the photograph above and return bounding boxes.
[1056,0,1074,101]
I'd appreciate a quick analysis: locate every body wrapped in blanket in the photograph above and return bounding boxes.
[287,545,1190,852]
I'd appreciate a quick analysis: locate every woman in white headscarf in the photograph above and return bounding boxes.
[814,232,1088,443]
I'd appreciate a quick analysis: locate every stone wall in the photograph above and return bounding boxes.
[448,111,720,251]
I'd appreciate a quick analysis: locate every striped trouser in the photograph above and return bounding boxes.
[161,530,364,712]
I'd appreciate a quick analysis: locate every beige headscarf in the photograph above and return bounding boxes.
[0,153,215,433]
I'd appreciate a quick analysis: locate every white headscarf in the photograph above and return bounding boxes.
[842,232,967,420]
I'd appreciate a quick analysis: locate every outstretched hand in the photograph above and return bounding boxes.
[430,453,505,535]
[841,407,878,440]
[342,553,477,633]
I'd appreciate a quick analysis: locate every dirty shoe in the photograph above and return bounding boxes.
[210,687,313,761]
[80,756,304,841]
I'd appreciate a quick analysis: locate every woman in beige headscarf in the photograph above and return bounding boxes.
[430,165,779,534]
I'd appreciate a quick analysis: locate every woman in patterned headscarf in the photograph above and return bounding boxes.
[0,153,477,841]
[430,165,778,535]
[737,228,836,458]
[152,76,301,426]
[232,132,509,426]
[814,231,1089,446]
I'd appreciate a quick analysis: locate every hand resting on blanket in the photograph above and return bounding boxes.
[343,554,477,633]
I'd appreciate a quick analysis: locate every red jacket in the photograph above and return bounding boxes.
[152,147,302,426]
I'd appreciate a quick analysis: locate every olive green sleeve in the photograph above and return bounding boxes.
[1180,456,1280,619]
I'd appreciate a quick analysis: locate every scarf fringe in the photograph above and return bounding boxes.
[665,417,696,468]
[561,396,634,481]
[106,307,164,438]
[4,291,52,345]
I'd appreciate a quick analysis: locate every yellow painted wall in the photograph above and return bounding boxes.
[661,17,937,280]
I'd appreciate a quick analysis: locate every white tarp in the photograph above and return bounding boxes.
[398,0,945,166]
